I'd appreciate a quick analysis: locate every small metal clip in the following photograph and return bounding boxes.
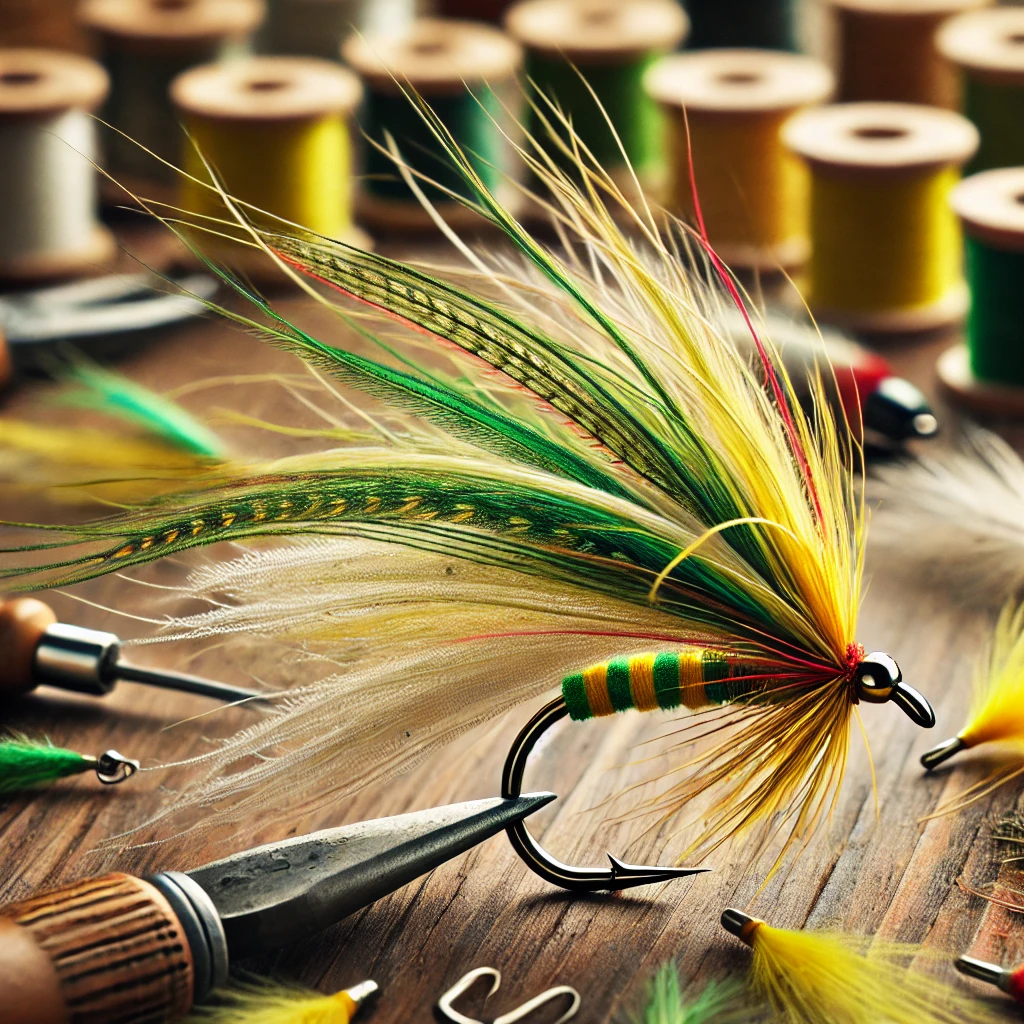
[95,750,140,785]
[437,967,580,1024]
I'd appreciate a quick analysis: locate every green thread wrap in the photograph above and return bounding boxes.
[362,87,505,204]
[965,234,1024,388]
[964,77,1024,173]
[526,52,665,172]
[0,739,92,793]
[683,0,797,51]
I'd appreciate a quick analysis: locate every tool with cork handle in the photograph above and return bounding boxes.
[0,596,266,705]
[0,793,553,1023]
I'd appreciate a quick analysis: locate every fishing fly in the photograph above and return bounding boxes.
[0,98,935,870]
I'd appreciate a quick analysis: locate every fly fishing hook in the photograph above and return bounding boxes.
[501,696,713,892]
[436,966,581,1024]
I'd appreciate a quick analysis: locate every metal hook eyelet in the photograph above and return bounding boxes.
[95,750,140,785]
[500,696,712,892]
[436,966,580,1024]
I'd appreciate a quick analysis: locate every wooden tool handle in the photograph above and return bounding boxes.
[0,597,57,697]
[0,873,194,1024]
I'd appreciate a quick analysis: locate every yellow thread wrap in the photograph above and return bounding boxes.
[629,653,659,713]
[583,662,615,718]
[664,110,810,267]
[806,165,963,315]
[180,114,353,240]
[677,650,707,709]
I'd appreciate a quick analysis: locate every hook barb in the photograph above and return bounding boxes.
[501,696,711,892]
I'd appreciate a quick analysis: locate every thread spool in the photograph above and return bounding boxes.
[171,56,365,278]
[257,0,416,60]
[342,19,522,232]
[436,0,512,21]
[938,9,1024,172]
[939,168,1024,414]
[505,0,687,189]
[0,49,116,282]
[683,0,798,51]
[833,0,989,108]
[783,102,978,333]
[80,0,264,197]
[645,50,833,273]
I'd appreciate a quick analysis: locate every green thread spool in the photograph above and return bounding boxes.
[834,0,987,108]
[342,18,522,232]
[683,0,797,51]
[504,0,688,191]
[79,0,264,197]
[939,9,1024,173]
[939,168,1024,415]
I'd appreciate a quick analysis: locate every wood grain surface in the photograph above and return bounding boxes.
[1,224,1023,1023]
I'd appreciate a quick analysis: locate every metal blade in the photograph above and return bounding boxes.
[187,793,556,958]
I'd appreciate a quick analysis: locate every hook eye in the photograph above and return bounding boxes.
[95,750,140,784]
[501,696,711,891]
[494,985,581,1024]
[437,967,501,1024]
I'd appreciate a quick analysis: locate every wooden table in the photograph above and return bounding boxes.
[1,225,1021,1023]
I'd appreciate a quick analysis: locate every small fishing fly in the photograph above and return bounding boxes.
[0,95,935,867]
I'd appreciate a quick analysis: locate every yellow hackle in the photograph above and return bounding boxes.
[741,919,1003,1024]
[185,978,361,1024]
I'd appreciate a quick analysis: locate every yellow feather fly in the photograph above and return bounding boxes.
[721,910,1003,1024]
[921,597,1024,815]
[184,977,376,1024]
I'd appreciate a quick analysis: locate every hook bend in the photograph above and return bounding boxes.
[501,696,712,892]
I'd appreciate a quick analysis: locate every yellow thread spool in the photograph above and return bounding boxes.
[938,168,1024,415]
[644,49,833,273]
[832,0,990,108]
[343,19,523,233]
[171,56,365,280]
[784,102,978,333]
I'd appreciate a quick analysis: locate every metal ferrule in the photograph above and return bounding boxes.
[33,622,120,696]
[147,871,230,1004]
[956,955,1009,991]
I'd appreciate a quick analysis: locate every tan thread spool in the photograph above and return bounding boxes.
[343,19,523,232]
[171,56,366,281]
[644,49,833,272]
[939,167,1024,415]
[784,102,978,333]
[0,873,194,1023]
[0,49,116,282]
[80,0,265,199]
[833,0,991,108]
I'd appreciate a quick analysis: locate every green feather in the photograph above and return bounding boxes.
[0,737,94,792]
[632,964,749,1024]
[61,362,225,459]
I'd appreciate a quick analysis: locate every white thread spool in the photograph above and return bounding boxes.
[258,0,417,59]
[0,49,115,281]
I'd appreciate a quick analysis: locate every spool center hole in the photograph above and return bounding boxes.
[152,0,192,9]
[718,72,761,86]
[410,40,448,56]
[1015,192,1024,206]
[246,78,289,92]
[581,6,616,24]
[0,71,41,86]
[853,126,908,141]
[1008,32,1024,44]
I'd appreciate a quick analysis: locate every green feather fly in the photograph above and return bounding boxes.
[0,736,97,793]
[632,965,749,1024]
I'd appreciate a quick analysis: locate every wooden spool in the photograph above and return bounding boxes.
[939,167,1024,415]
[645,49,833,272]
[832,0,990,108]
[0,49,115,282]
[784,101,978,333]
[172,55,366,280]
[343,19,523,232]
[80,0,265,199]
[0,873,193,1024]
